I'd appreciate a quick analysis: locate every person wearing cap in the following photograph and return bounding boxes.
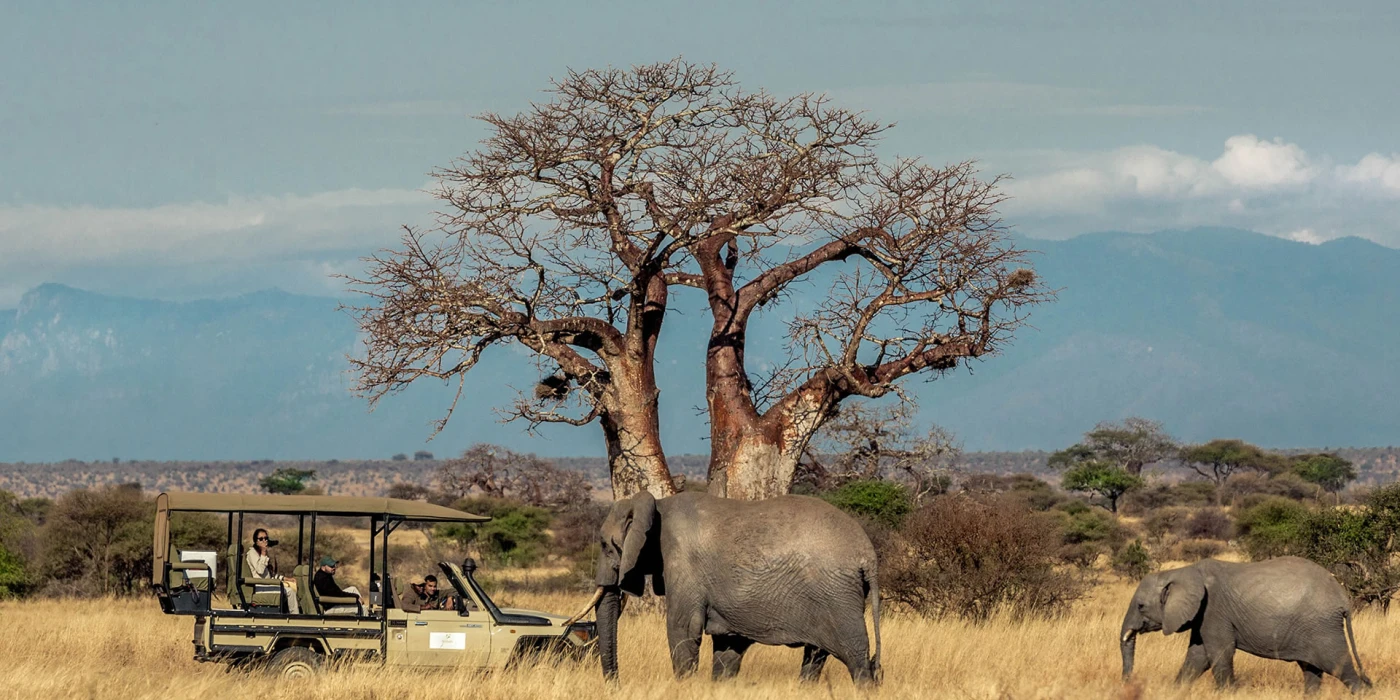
[313,555,363,614]
[247,528,299,614]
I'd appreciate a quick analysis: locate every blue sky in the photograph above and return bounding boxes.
[3,0,1399,306]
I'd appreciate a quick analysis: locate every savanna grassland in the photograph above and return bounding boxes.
[1,578,1394,700]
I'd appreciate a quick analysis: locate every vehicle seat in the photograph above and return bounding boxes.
[167,544,212,592]
[293,564,315,615]
[382,572,397,610]
[300,563,360,615]
[225,543,282,610]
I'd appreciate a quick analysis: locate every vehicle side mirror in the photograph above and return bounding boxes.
[455,596,468,616]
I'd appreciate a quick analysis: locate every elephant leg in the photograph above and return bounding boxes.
[666,605,705,678]
[799,645,830,682]
[710,634,754,681]
[1331,656,1371,694]
[1208,644,1237,689]
[1298,662,1324,695]
[1174,632,1210,685]
[825,632,873,685]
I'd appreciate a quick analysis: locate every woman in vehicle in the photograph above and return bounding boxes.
[247,528,300,614]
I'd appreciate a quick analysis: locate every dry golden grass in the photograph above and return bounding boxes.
[0,582,1394,700]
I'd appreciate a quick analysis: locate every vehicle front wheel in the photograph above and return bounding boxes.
[267,646,322,679]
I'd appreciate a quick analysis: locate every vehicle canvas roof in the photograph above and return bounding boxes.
[156,491,489,522]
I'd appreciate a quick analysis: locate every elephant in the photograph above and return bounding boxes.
[567,490,882,684]
[1120,556,1371,694]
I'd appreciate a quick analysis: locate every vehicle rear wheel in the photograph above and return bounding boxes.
[267,646,322,679]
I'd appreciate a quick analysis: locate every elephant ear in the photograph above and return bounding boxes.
[1161,566,1206,635]
[618,491,657,597]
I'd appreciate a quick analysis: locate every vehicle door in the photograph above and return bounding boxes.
[400,607,491,667]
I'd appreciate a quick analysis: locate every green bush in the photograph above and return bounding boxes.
[1113,540,1154,580]
[822,480,913,530]
[1234,497,1312,560]
[0,545,31,598]
[437,497,553,567]
[258,468,316,495]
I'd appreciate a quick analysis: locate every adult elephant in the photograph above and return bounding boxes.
[1120,556,1371,694]
[569,491,881,684]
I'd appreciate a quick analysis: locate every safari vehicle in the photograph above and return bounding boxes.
[151,491,596,676]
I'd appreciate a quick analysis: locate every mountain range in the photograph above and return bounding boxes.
[1,227,1396,462]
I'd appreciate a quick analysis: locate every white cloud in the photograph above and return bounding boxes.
[1337,153,1400,195]
[1286,228,1326,244]
[1001,135,1400,247]
[0,187,432,267]
[1210,135,1315,188]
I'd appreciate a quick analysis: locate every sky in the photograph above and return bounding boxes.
[3,0,1400,307]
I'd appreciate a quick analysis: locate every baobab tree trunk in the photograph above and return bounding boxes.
[708,384,837,500]
[598,360,676,500]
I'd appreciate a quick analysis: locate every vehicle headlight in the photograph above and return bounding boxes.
[569,623,595,643]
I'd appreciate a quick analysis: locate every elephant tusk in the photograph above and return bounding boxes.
[562,586,605,628]
[1121,630,1135,643]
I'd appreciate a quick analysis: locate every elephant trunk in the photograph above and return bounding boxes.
[597,586,622,681]
[1120,627,1138,681]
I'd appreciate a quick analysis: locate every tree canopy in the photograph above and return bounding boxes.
[347,58,1045,499]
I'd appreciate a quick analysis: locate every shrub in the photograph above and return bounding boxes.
[962,474,1064,511]
[1172,539,1225,562]
[1142,507,1192,541]
[1057,504,1128,550]
[1233,497,1312,560]
[437,497,553,567]
[1221,472,1319,506]
[1113,540,1154,580]
[1183,507,1233,540]
[1122,481,1217,514]
[881,494,1087,622]
[386,483,431,501]
[258,468,316,495]
[549,502,610,589]
[0,545,31,598]
[1172,481,1218,506]
[822,480,913,530]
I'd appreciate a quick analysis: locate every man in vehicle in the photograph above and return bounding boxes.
[312,555,363,614]
[400,574,456,612]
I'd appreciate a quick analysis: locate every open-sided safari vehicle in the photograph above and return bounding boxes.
[152,492,596,676]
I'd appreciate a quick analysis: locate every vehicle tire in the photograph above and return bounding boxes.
[266,646,322,679]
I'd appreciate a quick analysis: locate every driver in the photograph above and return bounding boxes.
[401,574,455,611]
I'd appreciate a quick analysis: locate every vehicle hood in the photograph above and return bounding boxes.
[497,607,568,624]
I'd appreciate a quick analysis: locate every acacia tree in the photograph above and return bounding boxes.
[1048,417,1177,476]
[1178,439,1287,488]
[348,58,1045,500]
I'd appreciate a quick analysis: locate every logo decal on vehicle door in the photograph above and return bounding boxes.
[429,632,467,650]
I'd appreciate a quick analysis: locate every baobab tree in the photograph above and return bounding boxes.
[346,58,1046,500]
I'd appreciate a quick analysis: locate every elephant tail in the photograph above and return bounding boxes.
[1344,609,1371,686]
[865,565,882,682]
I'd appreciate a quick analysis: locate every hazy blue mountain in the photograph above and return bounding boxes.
[916,228,1400,450]
[1,227,1396,462]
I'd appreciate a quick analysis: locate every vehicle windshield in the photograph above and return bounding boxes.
[438,562,503,616]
